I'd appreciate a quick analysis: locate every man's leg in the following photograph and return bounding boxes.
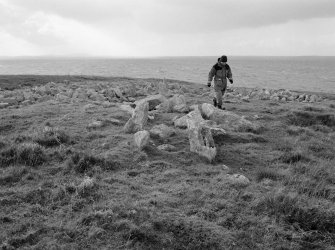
[215,89,223,108]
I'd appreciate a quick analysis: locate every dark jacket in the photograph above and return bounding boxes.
[208,63,232,89]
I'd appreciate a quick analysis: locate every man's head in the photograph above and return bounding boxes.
[219,55,227,64]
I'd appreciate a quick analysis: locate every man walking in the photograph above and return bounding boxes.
[207,55,233,110]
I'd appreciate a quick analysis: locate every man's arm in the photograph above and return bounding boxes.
[227,65,233,84]
[207,66,216,86]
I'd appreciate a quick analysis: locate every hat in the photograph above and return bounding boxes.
[220,55,227,62]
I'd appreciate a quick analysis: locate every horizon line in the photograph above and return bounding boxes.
[1,55,335,59]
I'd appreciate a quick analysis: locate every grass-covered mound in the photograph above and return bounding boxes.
[0,75,335,249]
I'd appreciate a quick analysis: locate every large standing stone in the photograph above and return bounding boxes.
[134,130,150,150]
[150,124,175,140]
[186,112,217,162]
[123,100,149,133]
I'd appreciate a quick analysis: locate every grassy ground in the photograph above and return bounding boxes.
[1,76,335,249]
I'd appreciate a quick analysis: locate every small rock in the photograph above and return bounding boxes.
[225,174,250,186]
[0,98,17,105]
[134,130,150,150]
[309,95,317,103]
[87,121,104,130]
[150,124,175,140]
[173,115,189,129]
[120,104,134,115]
[135,94,166,111]
[21,100,33,106]
[157,144,176,151]
[0,103,9,109]
[83,104,97,112]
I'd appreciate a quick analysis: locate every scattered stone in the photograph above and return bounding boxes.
[38,95,53,103]
[135,94,166,111]
[241,96,250,102]
[83,104,97,112]
[0,103,9,109]
[200,103,215,119]
[150,124,175,140]
[309,95,317,103]
[0,98,17,105]
[170,94,188,113]
[158,94,188,113]
[102,101,115,108]
[134,130,150,150]
[173,115,189,129]
[104,118,122,126]
[56,94,70,102]
[123,100,149,133]
[158,79,169,96]
[21,100,33,106]
[120,104,134,115]
[157,144,177,151]
[87,121,104,130]
[225,174,250,186]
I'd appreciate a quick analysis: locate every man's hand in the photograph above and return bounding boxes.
[207,82,211,87]
[229,78,233,84]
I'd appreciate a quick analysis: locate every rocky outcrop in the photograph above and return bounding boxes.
[123,100,149,133]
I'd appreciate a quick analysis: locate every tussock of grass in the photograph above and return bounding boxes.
[34,127,71,147]
[303,106,325,112]
[0,143,46,167]
[311,124,332,133]
[67,152,120,174]
[279,150,310,164]
[76,176,100,200]
[255,168,282,182]
[286,125,306,136]
[257,193,335,235]
[287,111,335,127]
[235,124,267,134]
[0,166,28,186]
[284,161,335,200]
[307,138,335,159]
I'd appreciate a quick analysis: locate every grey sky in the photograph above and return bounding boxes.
[1,0,335,56]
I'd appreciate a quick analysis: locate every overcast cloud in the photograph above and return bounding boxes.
[1,0,335,56]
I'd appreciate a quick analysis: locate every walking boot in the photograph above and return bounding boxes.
[213,98,217,107]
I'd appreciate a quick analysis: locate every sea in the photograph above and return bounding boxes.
[0,56,334,94]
